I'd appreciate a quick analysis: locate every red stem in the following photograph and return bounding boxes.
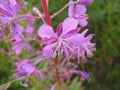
[54,57,62,90]
[41,0,52,26]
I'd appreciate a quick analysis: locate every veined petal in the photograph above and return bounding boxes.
[74,5,87,16]
[78,18,88,27]
[38,24,55,39]
[56,23,63,36]
[42,43,56,58]
[62,17,78,35]
[68,0,74,17]
[43,37,57,45]
[0,7,12,16]
[65,34,82,45]
[62,28,80,39]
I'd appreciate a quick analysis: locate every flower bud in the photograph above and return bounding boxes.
[78,0,94,5]
[33,7,42,17]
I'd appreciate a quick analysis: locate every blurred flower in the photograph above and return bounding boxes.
[11,24,32,55]
[70,70,90,81]
[15,60,43,79]
[68,0,88,27]
[15,60,43,87]
[0,0,20,25]
[26,25,34,38]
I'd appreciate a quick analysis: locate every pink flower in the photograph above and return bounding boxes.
[11,24,32,55]
[15,60,43,79]
[0,0,20,25]
[38,18,79,60]
[68,0,88,27]
[38,18,95,63]
[15,60,43,87]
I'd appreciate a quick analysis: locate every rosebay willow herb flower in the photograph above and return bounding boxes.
[11,24,32,55]
[68,0,88,27]
[15,60,43,87]
[38,19,95,63]
[38,18,79,59]
[0,0,20,25]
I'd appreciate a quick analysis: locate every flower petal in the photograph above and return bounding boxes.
[38,24,55,39]
[68,0,74,17]
[56,23,63,36]
[14,42,23,55]
[62,28,80,39]
[79,71,89,81]
[43,37,57,45]
[78,18,88,27]
[62,17,78,35]
[75,5,87,15]
[42,43,56,58]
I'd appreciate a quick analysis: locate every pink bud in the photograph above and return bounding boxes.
[78,0,94,5]
[33,7,42,17]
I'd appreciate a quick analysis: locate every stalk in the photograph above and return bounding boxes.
[41,0,52,26]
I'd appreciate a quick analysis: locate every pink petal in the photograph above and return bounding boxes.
[68,0,74,17]
[65,34,82,45]
[42,43,56,58]
[75,5,87,15]
[62,28,80,39]
[81,29,89,36]
[38,24,55,39]
[78,18,88,27]
[9,0,17,6]
[43,37,57,45]
[14,42,23,55]
[62,17,78,35]
[56,23,63,36]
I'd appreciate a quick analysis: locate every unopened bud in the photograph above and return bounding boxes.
[33,7,42,17]
[78,0,94,5]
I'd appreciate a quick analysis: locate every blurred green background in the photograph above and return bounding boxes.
[0,0,120,90]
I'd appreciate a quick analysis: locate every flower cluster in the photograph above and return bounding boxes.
[0,0,95,89]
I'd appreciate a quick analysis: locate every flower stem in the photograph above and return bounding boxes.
[51,1,79,19]
[41,0,52,26]
[54,57,62,90]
